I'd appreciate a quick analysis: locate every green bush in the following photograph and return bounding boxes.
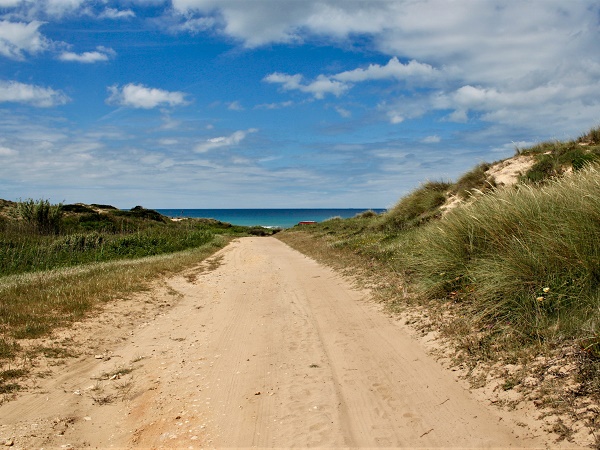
[17,199,63,235]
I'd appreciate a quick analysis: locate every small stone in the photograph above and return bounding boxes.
[3,439,14,446]
[254,391,261,395]
[94,355,104,359]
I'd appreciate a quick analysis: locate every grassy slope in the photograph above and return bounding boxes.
[278,127,600,444]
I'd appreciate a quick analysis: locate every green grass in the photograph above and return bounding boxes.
[518,128,600,184]
[397,166,600,347]
[450,163,496,198]
[377,181,451,231]
[0,228,216,276]
[0,203,277,277]
[293,165,600,352]
[0,237,230,341]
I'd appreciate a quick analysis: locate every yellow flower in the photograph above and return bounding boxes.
[543,287,550,293]
[536,296,545,302]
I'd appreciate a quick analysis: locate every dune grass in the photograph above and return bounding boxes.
[395,166,600,348]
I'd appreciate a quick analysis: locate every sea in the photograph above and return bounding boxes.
[156,208,386,229]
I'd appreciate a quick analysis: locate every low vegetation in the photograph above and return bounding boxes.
[279,126,600,443]
[0,202,276,277]
[0,201,276,394]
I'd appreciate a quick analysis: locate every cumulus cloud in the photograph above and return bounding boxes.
[255,100,293,110]
[44,0,86,17]
[173,1,600,136]
[0,80,69,107]
[264,72,349,99]
[99,8,135,20]
[227,101,244,111]
[195,128,258,153]
[421,135,441,144]
[171,0,313,47]
[106,83,190,109]
[0,20,49,60]
[59,46,115,63]
[334,57,439,84]
[0,145,18,156]
[264,57,442,100]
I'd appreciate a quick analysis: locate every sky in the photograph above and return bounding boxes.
[0,1,599,209]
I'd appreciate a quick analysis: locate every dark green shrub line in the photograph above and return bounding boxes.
[0,228,216,277]
[1,201,278,277]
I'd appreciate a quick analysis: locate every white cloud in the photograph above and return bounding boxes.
[0,20,48,60]
[0,0,22,6]
[169,16,216,34]
[389,114,404,124]
[264,57,441,100]
[0,145,18,156]
[255,100,293,110]
[446,109,468,123]
[44,0,86,17]
[421,135,441,144]
[334,57,439,84]
[99,8,135,20]
[195,128,258,153]
[264,72,348,99]
[173,1,600,136]
[172,0,312,47]
[227,101,244,111]
[59,46,115,63]
[0,80,69,107]
[106,83,190,109]
[335,106,351,118]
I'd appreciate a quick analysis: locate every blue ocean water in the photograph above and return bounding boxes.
[156,209,386,229]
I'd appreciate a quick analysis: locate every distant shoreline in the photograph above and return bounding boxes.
[155,208,387,229]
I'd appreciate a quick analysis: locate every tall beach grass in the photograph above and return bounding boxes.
[393,165,600,348]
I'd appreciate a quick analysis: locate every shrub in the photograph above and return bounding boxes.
[354,210,379,219]
[17,199,63,235]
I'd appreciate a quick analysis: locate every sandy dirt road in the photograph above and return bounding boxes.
[1,237,552,448]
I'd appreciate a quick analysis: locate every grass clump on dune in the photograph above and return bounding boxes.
[378,181,451,231]
[397,165,600,349]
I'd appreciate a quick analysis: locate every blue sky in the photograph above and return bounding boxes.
[0,1,599,208]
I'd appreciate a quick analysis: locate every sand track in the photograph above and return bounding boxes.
[1,237,554,448]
